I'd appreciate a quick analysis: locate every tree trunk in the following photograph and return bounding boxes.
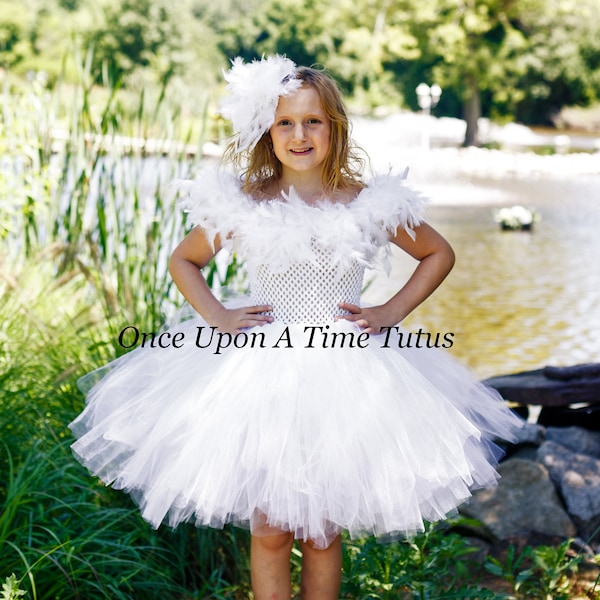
[462,77,481,147]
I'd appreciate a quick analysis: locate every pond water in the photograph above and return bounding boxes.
[363,173,600,379]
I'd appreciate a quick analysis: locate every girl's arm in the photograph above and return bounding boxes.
[169,228,273,334]
[338,222,455,333]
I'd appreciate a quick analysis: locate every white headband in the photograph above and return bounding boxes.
[219,55,303,154]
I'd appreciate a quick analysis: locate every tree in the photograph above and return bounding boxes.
[215,0,335,73]
[0,1,31,70]
[0,0,78,76]
[2,0,598,138]
[215,0,417,105]
[398,0,600,144]
[400,0,541,146]
[510,0,600,124]
[82,0,182,83]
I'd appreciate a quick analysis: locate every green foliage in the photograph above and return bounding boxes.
[0,45,249,598]
[1,0,599,127]
[0,1,30,70]
[215,0,415,105]
[0,0,82,82]
[341,521,502,599]
[82,0,183,83]
[0,253,166,598]
[0,245,251,599]
[511,0,600,123]
[485,539,584,599]
[216,0,337,81]
[485,544,535,597]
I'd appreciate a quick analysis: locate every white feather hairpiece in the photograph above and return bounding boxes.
[219,55,303,154]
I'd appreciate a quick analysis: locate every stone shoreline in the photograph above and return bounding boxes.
[461,423,600,555]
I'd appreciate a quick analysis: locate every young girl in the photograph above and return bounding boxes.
[70,56,523,599]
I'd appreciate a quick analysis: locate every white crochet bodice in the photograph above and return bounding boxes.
[177,167,429,324]
[251,243,364,323]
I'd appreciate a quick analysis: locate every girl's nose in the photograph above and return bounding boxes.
[292,123,307,141]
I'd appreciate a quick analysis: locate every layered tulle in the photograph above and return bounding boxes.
[71,315,522,549]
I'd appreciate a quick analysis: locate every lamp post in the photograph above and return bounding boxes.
[415,83,442,150]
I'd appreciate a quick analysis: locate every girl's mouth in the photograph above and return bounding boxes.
[290,148,313,155]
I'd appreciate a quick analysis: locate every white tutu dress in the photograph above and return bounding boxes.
[70,168,523,549]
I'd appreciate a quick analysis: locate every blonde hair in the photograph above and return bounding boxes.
[224,66,365,196]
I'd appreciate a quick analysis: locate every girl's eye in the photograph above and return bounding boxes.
[278,120,291,126]
[308,118,321,124]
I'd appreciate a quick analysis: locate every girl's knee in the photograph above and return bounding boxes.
[252,531,295,553]
[299,534,342,554]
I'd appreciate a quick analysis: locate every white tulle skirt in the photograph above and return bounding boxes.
[70,311,523,549]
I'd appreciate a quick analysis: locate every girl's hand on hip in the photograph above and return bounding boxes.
[336,303,388,334]
[212,305,273,334]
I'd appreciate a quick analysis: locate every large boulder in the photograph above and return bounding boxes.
[461,458,576,541]
[545,426,600,459]
[511,422,545,446]
[538,441,600,543]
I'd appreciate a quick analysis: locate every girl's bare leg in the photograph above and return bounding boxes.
[298,534,342,600]
[251,531,295,600]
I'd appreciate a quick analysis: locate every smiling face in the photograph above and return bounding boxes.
[269,85,331,184]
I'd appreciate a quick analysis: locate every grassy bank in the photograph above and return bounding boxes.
[0,253,254,598]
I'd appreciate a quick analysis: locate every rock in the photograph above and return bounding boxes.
[538,441,600,543]
[545,426,600,458]
[507,444,541,462]
[511,422,546,446]
[460,458,577,541]
[473,366,600,553]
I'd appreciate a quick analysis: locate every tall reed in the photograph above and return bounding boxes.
[1,47,253,599]
[1,45,240,342]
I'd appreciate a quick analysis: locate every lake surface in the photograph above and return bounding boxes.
[363,172,600,379]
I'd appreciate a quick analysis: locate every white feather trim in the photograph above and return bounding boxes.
[175,168,248,251]
[219,55,303,153]
[176,167,429,275]
[352,171,429,273]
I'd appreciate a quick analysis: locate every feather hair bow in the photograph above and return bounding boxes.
[219,55,303,154]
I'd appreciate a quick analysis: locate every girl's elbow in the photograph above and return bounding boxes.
[446,244,456,271]
[168,251,182,279]
[438,241,455,275]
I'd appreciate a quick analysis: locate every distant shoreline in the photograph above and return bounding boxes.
[352,113,600,179]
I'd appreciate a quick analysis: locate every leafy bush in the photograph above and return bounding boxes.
[341,521,502,599]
